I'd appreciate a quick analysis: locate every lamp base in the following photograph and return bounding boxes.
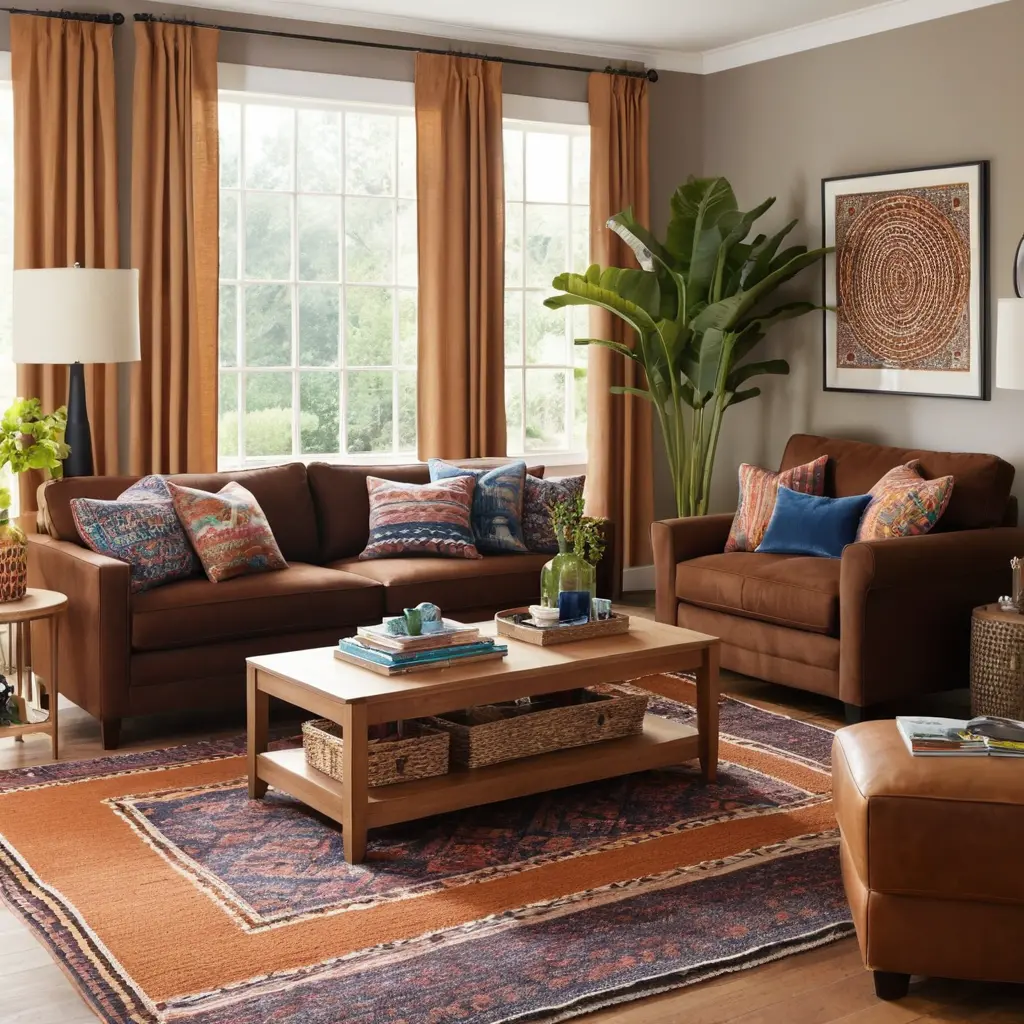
[63,362,94,478]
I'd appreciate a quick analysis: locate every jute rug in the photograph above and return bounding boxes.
[0,676,852,1023]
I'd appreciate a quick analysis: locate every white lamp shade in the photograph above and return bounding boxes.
[996,297,1024,391]
[12,268,141,365]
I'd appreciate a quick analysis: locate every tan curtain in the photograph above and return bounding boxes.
[587,72,653,573]
[10,14,119,508]
[414,53,505,460]
[129,21,219,475]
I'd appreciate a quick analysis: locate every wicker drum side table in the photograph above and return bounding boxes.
[970,604,1024,719]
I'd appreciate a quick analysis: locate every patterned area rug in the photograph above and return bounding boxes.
[0,676,851,1023]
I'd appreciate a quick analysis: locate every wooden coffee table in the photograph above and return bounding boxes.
[247,617,720,863]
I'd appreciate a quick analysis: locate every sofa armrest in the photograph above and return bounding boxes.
[839,528,1024,707]
[27,534,131,721]
[651,514,734,624]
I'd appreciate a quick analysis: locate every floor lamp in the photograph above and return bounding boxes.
[12,267,141,477]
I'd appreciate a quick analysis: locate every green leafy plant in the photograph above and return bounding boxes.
[545,176,832,518]
[549,493,607,566]
[0,399,70,480]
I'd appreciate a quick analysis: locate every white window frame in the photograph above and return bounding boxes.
[503,94,590,470]
[217,64,418,470]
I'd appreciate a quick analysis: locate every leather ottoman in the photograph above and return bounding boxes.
[832,721,1024,1000]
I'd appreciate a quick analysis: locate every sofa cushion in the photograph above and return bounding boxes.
[675,551,841,635]
[857,461,954,541]
[330,553,550,615]
[131,562,383,651]
[308,461,545,562]
[45,463,320,564]
[781,434,1013,531]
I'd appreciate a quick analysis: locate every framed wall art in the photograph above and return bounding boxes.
[822,161,989,400]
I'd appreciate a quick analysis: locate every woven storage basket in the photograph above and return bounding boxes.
[970,608,1024,719]
[302,719,450,787]
[424,684,647,769]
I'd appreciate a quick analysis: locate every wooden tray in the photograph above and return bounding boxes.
[495,608,629,645]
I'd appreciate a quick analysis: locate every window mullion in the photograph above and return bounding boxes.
[291,107,300,459]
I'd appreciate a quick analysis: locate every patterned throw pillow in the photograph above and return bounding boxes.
[427,459,528,554]
[167,481,288,583]
[360,475,481,560]
[522,474,586,553]
[71,475,198,593]
[857,461,954,542]
[725,455,829,553]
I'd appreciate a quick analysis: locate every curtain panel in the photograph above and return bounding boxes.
[586,72,654,571]
[10,14,120,509]
[130,21,219,476]
[414,52,506,460]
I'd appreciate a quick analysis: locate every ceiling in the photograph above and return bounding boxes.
[172,0,1011,73]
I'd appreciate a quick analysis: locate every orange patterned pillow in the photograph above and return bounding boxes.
[725,456,829,553]
[857,461,953,542]
[167,481,288,583]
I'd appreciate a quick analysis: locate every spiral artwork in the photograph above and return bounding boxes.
[835,184,972,372]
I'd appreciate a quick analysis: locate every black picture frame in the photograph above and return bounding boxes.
[821,160,990,401]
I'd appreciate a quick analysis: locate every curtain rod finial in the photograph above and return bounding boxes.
[112,12,125,25]
[646,68,659,83]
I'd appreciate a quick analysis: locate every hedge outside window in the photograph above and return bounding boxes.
[218,93,417,467]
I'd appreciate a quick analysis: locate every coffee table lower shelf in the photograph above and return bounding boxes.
[257,714,698,840]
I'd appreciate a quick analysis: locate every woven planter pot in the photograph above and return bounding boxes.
[302,719,450,787]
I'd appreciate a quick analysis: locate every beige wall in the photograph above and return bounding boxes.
[699,0,1024,515]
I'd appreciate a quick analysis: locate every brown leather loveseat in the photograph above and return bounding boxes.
[28,461,615,748]
[653,434,1023,719]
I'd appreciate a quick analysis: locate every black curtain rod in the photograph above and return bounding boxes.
[1,7,123,23]
[133,12,658,82]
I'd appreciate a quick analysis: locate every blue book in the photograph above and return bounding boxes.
[336,637,508,674]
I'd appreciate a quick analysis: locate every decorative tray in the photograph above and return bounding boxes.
[494,608,630,646]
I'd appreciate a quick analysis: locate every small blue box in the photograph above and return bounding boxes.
[558,590,591,622]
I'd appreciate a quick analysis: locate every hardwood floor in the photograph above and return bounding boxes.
[0,599,1020,1023]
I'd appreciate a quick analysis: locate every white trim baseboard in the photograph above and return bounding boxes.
[622,564,655,594]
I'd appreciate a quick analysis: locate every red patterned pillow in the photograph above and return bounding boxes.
[166,481,287,583]
[725,456,829,553]
[857,461,953,541]
[360,475,481,560]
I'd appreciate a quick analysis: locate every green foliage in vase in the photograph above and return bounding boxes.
[545,176,832,517]
[549,492,607,566]
[0,486,10,515]
[0,399,70,479]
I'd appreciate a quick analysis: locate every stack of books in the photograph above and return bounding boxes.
[897,715,1024,757]
[335,619,508,676]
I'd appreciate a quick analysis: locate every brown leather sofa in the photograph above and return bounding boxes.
[28,461,616,748]
[834,722,1024,999]
[653,434,1023,718]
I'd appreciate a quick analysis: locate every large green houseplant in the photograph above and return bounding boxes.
[545,177,832,517]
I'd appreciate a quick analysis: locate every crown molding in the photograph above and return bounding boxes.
[699,0,1012,74]
[173,0,1011,76]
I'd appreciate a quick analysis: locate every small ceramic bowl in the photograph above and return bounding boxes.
[529,604,561,626]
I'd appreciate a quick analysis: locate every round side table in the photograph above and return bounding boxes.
[970,604,1024,719]
[0,589,68,759]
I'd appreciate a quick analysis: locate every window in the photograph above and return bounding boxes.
[0,61,18,514]
[503,118,590,462]
[218,83,417,469]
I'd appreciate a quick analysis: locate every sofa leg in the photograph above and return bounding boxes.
[101,718,122,750]
[873,971,910,1001]
[844,703,867,725]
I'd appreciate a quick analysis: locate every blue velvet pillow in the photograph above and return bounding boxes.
[757,487,872,559]
[427,459,528,554]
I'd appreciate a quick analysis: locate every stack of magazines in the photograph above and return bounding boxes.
[335,620,508,676]
[896,715,1024,757]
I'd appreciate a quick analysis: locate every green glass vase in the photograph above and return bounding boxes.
[540,532,596,611]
